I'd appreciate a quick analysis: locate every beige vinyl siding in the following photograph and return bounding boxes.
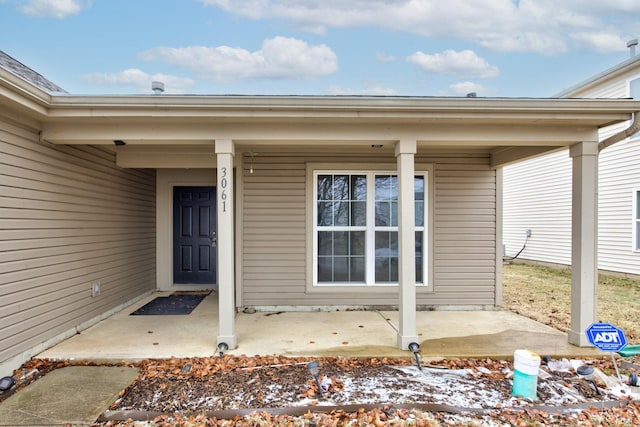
[0,119,156,371]
[241,151,496,307]
[503,151,572,265]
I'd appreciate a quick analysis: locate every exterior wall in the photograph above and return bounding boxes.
[503,150,572,265]
[240,150,497,308]
[598,135,640,274]
[503,65,640,275]
[0,119,156,373]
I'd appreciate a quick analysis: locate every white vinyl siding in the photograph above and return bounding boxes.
[503,151,572,265]
[634,190,640,252]
[0,120,156,373]
[503,65,640,276]
[240,151,497,308]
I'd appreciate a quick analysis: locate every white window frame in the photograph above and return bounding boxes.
[634,189,640,252]
[306,162,433,291]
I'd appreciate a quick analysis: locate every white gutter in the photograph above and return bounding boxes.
[599,111,640,152]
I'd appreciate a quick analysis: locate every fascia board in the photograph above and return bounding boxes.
[0,68,51,117]
[45,95,640,122]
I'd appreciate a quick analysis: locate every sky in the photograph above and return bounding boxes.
[1,0,640,97]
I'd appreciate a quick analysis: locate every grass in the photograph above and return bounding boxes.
[502,263,640,342]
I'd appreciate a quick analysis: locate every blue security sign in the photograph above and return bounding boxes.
[586,323,628,352]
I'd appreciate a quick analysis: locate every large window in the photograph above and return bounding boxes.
[314,171,428,286]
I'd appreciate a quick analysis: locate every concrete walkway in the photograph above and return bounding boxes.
[0,292,605,425]
[0,366,138,426]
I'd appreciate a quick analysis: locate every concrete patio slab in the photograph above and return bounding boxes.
[38,292,604,364]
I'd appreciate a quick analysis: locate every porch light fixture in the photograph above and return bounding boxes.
[217,342,228,357]
[408,342,422,371]
[307,361,323,398]
[371,144,384,149]
[113,140,126,146]
[247,149,257,174]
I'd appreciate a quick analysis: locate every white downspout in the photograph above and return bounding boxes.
[599,112,640,152]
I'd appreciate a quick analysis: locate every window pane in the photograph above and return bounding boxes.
[390,201,398,227]
[350,257,365,282]
[352,175,367,200]
[317,257,333,282]
[415,231,423,283]
[375,201,391,226]
[334,257,349,281]
[317,175,332,200]
[376,175,398,226]
[333,231,349,255]
[376,175,397,200]
[415,201,424,227]
[318,231,333,256]
[352,201,366,226]
[333,175,350,200]
[351,231,365,255]
[375,231,398,283]
[334,200,350,226]
[317,202,333,226]
[414,176,424,201]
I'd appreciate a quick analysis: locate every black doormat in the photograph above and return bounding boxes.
[130,293,208,315]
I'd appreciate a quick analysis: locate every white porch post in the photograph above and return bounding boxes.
[215,139,237,349]
[395,139,419,349]
[568,141,598,346]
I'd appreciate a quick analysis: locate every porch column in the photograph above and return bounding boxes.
[568,141,598,346]
[215,139,237,349]
[395,139,419,349]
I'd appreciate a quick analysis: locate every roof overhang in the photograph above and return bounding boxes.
[2,69,640,167]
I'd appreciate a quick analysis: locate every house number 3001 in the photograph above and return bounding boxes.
[220,167,228,212]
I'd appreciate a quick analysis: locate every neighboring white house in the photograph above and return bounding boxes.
[504,48,640,277]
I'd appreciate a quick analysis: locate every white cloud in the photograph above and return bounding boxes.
[407,49,499,79]
[448,81,488,97]
[570,32,630,54]
[199,0,640,55]
[81,69,195,94]
[19,0,88,18]
[327,82,397,96]
[375,52,396,63]
[138,36,338,81]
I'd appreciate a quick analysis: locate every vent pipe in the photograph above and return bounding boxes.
[628,39,638,57]
[151,81,165,95]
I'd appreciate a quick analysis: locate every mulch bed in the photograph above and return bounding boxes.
[5,355,640,426]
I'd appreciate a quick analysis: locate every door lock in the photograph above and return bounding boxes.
[210,230,217,247]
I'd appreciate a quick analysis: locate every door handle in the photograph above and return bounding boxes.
[210,231,217,247]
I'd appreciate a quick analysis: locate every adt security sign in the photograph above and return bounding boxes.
[586,323,628,352]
